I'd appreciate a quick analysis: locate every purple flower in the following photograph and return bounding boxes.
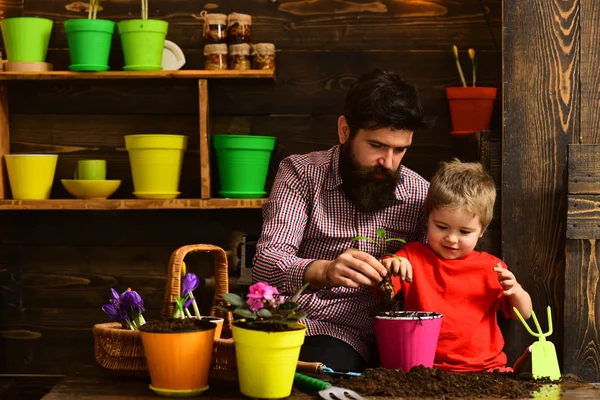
[121,288,145,314]
[102,303,119,320]
[181,273,200,298]
[247,297,264,312]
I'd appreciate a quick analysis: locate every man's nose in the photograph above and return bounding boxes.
[378,150,394,170]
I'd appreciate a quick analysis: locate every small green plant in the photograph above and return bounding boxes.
[88,0,101,20]
[352,228,406,302]
[215,282,309,330]
[452,45,478,87]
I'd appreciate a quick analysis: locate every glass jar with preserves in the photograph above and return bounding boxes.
[228,43,251,70]
[227,12,252,45]
[204,44,228,70]
[200,11,228,44]
[251,43,276,70]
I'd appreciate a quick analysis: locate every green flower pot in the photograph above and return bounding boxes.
[212,134,276,199]
[118,19,168,71]
[65,19,115,72]
[0,17,53,62]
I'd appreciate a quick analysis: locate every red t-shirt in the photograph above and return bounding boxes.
[390,242,511,372]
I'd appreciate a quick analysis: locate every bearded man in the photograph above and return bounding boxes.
[253,69,430,371]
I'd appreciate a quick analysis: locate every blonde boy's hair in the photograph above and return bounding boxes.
[424,159,496,228]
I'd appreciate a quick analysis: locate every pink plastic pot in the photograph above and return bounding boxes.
[374,311,443,372]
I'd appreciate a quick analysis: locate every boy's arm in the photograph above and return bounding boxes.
[506,286,532,320]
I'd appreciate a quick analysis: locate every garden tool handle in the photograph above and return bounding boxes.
[294,372,330,391]
[297,361,325,374]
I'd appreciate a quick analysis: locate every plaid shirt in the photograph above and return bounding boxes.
[253,145,428,361]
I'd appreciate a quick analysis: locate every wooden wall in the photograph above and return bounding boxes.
[0,0,502,397]
[504,0,600,382]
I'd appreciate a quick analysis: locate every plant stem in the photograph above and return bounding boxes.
[452,45,467,88]
[88,0,93,19]
[185,308,193,317]
[190,293,201,318]
[93,1,98,20]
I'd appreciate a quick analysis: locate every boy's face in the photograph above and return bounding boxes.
[427,206,484,260]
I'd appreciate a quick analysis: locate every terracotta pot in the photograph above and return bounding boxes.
[446,87,497,136]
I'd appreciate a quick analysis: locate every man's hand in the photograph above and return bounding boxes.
[381,256,413,283]
[304,248,387,289]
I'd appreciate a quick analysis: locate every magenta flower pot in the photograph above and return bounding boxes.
[374,311,443,372]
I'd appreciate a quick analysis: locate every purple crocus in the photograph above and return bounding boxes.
[121,288,145,314]
[181,273,200,308]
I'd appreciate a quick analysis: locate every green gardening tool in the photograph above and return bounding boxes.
[513,306,561,381]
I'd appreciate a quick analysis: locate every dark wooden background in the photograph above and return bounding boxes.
[0,0,503,398]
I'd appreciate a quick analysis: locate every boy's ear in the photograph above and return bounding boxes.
[479,225,489,238]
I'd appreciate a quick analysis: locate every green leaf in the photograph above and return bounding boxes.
[294,311,307,320]
[376,229,386,240]
[279,301,298,311]
[351,235,376,243]
[233,308,256,319]
[257,308,272,317]
[214,305,234,313]
[385,237,407,243]
[222,293,244,307]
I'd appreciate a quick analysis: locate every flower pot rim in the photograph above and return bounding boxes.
[1,16,53,22]
[375,311,443,320]
[232,320,307,332]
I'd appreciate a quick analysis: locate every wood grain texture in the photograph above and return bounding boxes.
[199,80,210,199]
[568,145,600,194]
[564,239,600,382]
[503,0,579,366]
[0,85,9,200]
[0,70,275,80]
[567,196,600,239]
[580,0,600,145]
[23,0,501,51]
[0,198,266,210]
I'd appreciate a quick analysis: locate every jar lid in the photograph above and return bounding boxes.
[205,13,227,25]
[204,44,228,55]
[192,11,227,25]
[227,12,252,26]
[229,43,251,55]
[251,43,275,55]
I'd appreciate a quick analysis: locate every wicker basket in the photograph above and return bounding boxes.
[93,244,238,382]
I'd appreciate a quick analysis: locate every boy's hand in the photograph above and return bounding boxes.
[493,263,521,296]
[381,256,413,283]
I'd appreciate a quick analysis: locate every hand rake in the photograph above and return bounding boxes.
[513,306,561,381]
[294,372,372,400]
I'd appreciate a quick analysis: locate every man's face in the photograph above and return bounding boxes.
[338,117,414,212]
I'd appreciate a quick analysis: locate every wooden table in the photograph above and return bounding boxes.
[40,369,600,400]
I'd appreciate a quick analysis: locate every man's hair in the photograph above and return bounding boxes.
[424,159,496,228]
[343,69,428,138]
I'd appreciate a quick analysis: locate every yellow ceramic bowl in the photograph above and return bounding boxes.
[61,179,121,199]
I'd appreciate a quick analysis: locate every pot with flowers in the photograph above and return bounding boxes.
[139,270,217,397]
[118,0,168,71]
[446,45,497,136]
[353,229,443,372]
[216,282,309,399]
[64,0,115,71]
[93,287,148,374]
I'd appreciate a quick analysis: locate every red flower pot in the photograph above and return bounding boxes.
[446,87,497,136]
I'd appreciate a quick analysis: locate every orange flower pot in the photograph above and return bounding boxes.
[140,326,215,396]
[446,87,497,136]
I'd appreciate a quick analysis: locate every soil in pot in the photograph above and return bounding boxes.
[234,320,305,332]
[139,317,215,333]
[327,366,589,398]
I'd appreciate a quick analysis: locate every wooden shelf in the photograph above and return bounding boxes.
[0,70,275,81]
[0,198,267,210]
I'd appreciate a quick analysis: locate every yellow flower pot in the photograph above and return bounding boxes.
[124,134,188,199]
[232,322,306,399]
[5,154,58,199]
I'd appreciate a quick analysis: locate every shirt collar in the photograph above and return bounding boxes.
[328,144,408,201]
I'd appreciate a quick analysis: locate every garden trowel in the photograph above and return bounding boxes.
[513,306,561,381]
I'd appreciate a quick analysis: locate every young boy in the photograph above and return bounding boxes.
[382,159,532,372]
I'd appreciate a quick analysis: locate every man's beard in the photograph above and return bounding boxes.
[339,143,400,213]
